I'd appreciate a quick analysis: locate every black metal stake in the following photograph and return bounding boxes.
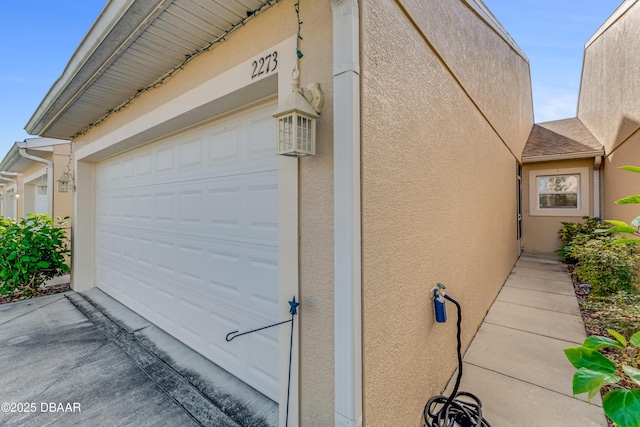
[225,296,299,427]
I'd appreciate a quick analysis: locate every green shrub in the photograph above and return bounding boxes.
[569,237,639,295]
[0,214,70,296]
[557,216,610,262]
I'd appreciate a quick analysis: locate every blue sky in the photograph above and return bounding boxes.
[483,0,622,122]
[0,1,106,154]
[0,0,625,156]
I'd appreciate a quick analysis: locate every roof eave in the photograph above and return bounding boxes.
[522,150,605,164]
[25,0,166,136]
[0,144,21,172]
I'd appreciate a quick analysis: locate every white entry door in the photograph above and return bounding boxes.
[96,103,280,401]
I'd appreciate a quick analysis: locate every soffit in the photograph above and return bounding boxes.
[27,0,273,140]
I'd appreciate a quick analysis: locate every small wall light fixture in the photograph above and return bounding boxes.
[36,176,47,195]
[57,170,73,193]
[273,70,323,157]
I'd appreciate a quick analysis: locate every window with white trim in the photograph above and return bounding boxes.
[529,167,589,217]
[537,174,579,209]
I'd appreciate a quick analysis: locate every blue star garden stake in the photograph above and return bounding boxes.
[289,296,299,315]
[225,296,299,427]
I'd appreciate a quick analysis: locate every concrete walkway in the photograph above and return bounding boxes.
[446,252,607,426]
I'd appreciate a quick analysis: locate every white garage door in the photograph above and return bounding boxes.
[96,104,280,401]
[34,185,48,215]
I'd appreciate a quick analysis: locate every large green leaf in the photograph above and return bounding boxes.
[564,346,617,373]
[608,225,638,234]
[608,329,628,347]
[607,220,632,227]
[572,368,620,398]
[603,389,640,427]
[583,335,623,351]
[616,195,640,205]
[620,165,640,174]
[631,331,640,348]
[614,238,640,245]
[632,217,640,227]
[622,366,640,387]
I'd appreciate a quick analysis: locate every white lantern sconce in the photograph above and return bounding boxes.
[36,176,47,195]
[57,170,74,193]
[273,69,324,157]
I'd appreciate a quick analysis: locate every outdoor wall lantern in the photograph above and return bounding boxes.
[36,176,47,195]
[273,71,323,157]
[57,171,73,193]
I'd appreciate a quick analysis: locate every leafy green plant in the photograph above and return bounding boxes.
[568,237,639,295]
[565,330,640,427]
[0,214,70,296]
[601,166,640,245]
[557,216,610,262]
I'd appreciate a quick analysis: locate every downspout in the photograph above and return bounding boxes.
[330,1,362,426]
[17,147,54,217]
[594,156,602,218]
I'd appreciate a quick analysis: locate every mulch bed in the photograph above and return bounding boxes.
[0,283,71,305]
[568,264,621,427]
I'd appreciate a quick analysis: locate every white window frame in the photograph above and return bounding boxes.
[529,167,590,217]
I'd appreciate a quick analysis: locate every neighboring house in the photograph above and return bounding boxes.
[25,1,533,426]
[522,0,640,253]
[0,137,72,222]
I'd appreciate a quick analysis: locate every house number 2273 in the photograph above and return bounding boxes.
[251,52,278,79]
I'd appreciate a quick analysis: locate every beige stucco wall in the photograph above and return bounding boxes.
[72,1,335,425]
[578,0,640,154]
[578,0,640,226]
[51,144,73,222]
[522,159,596,253]
[16,144,72,223]
[360,0,533,425]
[601,134,640,225]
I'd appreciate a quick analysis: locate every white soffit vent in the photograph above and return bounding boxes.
[28,0,273,140]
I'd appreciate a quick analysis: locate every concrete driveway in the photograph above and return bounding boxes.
[0,290,277,427]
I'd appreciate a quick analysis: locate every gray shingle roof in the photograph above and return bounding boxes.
[523,117,603,162]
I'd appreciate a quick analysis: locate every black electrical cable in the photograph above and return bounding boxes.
[423,294,492,427]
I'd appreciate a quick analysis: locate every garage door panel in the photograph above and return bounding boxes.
[99,173,277,245]
[208,127,241,166]
[98,114,275,193]
[178,137,205,171]
[247,255,279,307]
[248,182,278,231]
[248,333,279,383]
[248,115,278,158]
[205,303,279,390]
[98,223,278,303]
[97,104,279,401]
